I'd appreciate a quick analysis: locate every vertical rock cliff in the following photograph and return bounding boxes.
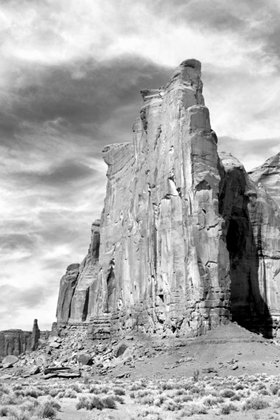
[0,319,41,357]
[56,59,280,338]
[219,152,280,337]
[57,59,232,337]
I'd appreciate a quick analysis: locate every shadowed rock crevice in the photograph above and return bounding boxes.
[219,153,279,338]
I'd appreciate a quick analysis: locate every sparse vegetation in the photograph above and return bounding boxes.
[220,402,239,414]
[0,368,280,419]
[243,396,270,411]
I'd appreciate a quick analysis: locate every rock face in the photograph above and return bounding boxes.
[56,220,100,324]
[219,152,280,336]
[56,59,280,338]
[31,319,40,351]
[0,320,42,358]
[0,330,32,358]
[249,153,280,207]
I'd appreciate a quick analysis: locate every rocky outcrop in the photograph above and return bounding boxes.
[0,320,44,358]
[56,59,280,339]
[57,59,231,337]
[56,220,100,324]
[31,319,40,351]
[219,152,280,337]
[249,153,280,207]
[0,330,32,358]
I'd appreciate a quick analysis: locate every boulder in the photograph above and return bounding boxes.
[2,355,18,365]
[77,353,92,365]
[114,343,128,358]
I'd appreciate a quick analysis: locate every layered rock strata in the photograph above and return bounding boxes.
[56,59,280,338]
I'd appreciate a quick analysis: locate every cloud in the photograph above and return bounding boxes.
[1,0,280,331]
[0,284,56,331]
[218,136,280,171]
[11,159,96,188]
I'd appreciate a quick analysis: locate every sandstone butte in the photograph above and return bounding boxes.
[56,59,280,340]
[0,319,41,358]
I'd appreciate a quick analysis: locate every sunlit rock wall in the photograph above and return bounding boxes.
[56,59,280,339]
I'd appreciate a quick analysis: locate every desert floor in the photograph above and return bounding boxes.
[2,323,280,419]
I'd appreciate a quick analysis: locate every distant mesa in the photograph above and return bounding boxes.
[0,319,45,358]
[49,59,279,340]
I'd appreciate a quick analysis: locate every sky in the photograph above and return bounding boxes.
[1,0,280,331]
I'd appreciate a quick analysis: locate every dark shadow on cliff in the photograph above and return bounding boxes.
[226,197,272,338]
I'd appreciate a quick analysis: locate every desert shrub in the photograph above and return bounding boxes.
[154,395,166,406]
[0,386,9,396]
[161,383,174,391]
[48,389,60,398]
[230,394,241,401]
[137,390,150,398]
[100,386,110,394]
[203,396,222,407]
[70,383,82,393]
[242,397,269,411]
[140,395,154,406]
[256,383,266,390]
[235,383,244,390]
[182,383,193,391]
[0,393,22,406]
[130,392,136,399]
[259,389,269,396]
[102,396,117,409]
[14,391,25,398]
[37,401,58,419]
[182,402,208,416]
[189,386,205,397]
[89,385,103,394]
[114,395,124,404]
[5,407,30,420]
[0,405,9,416]
[12,385,23,392]
[87,396,104,410]
[274,400,280,408]
[221,389,236,398]
[220,402,239,415]
[193,369,200,382]
[163,400,182,411]
[24,388,39,398]
[76,396,88,410]
[174,388,186,396]
[270,384,280,395]
[180,394,193,403]
[129,382,147,391]
[63,389,77,398]
[19,398,39,413]
[114,388,125,396]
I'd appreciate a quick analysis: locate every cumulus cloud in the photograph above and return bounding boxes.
[1,0,280,330]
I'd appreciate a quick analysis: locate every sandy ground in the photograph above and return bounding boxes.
[2,323,280,419]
